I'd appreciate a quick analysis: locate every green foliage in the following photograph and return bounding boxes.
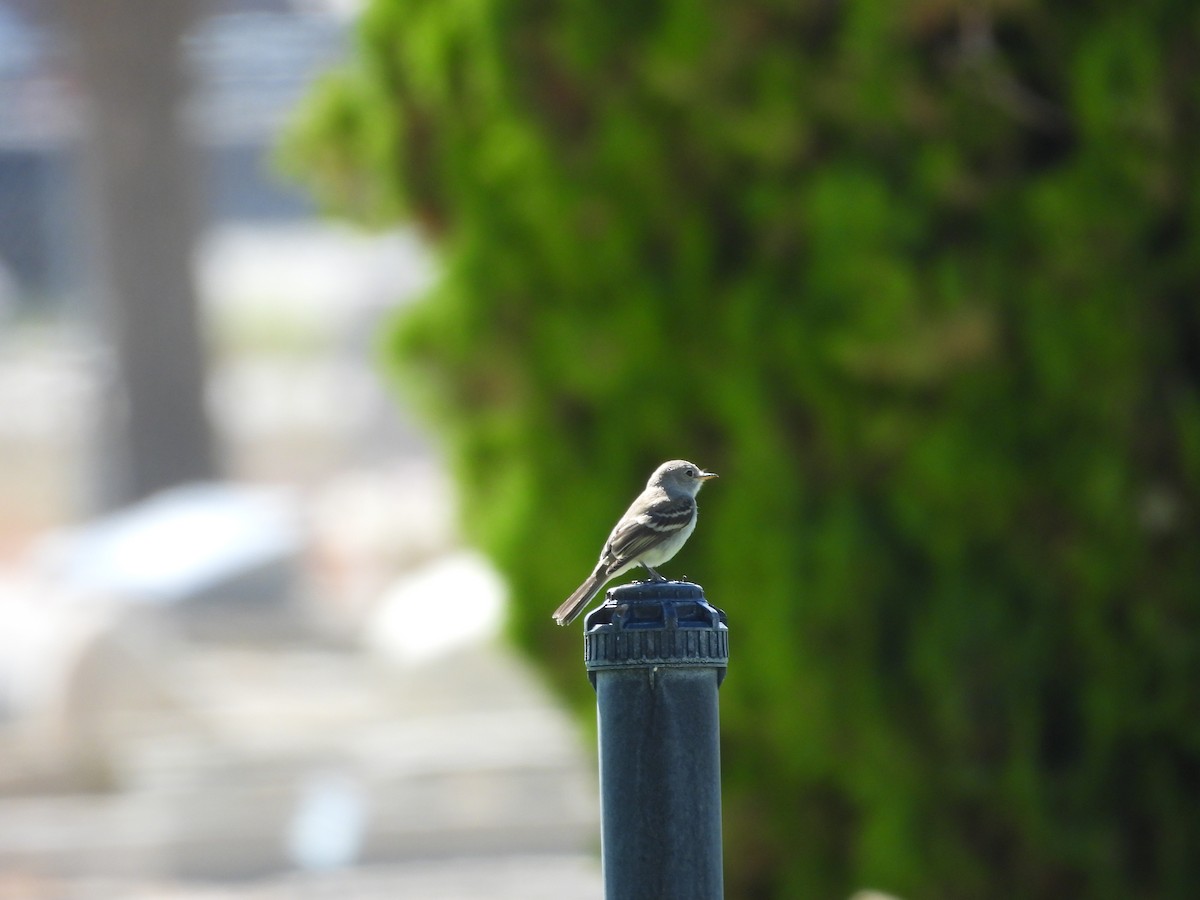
[285,1,1200,896]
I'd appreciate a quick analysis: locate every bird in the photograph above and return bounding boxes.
[552,459,718,626]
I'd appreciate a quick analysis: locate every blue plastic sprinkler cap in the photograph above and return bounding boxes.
[583,581,728,687]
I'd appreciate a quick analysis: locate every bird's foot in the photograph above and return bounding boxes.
[644,565,668,582]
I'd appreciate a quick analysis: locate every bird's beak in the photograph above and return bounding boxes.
[698,470,718,481]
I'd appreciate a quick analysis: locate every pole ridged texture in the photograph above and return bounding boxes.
[584,581,728,682]
[586,626,729,669]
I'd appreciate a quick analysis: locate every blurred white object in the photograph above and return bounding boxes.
[286,770,368,871]
[0,569,184,792]
[366,552,506,664]
[0,572,109,720]
[39,482,300,602]
[36,482,307,639]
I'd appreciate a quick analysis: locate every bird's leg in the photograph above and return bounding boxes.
[644,565,668,582]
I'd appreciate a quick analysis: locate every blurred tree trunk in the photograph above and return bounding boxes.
[59,0,217,506]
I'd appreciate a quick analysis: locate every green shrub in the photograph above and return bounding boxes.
[284,1,1200,896]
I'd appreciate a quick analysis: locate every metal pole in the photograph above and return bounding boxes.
[584,581,728,900]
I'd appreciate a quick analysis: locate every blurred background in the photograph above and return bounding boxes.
[3,1,1200,899]
[0,0,600,898]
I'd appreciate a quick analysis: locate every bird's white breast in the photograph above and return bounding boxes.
[638,507,697,567]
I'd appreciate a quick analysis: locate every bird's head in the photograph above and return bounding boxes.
[651,459,718,496]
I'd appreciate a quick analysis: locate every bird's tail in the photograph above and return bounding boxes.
[552,568,608,626]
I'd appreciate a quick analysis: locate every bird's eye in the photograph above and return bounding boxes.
[686,467,695,477]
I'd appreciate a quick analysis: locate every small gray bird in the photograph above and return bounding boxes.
[552,459,718,626]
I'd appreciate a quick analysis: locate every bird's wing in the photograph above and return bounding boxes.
[603,494,695,566]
